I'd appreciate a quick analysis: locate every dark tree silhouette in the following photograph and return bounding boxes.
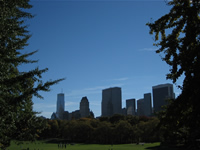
[0,0,64,149]
[147,0,200,147]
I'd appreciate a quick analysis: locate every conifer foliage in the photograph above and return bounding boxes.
[0,0,64,149]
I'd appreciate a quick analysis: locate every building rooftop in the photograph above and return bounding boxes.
[152,83,173,89]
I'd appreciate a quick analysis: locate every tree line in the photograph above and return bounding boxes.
[39,115,161,144]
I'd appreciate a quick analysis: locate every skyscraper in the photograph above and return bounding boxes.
[126,99,136,115]
[152,83,175,113]
[56,93,65,119]
[137,98,144,116]
[144,93,152,116]
[101,87,122,117]
[80,96,90,118]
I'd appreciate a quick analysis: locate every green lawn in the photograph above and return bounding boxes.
[8,141,184,150]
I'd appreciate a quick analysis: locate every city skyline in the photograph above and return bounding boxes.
[25,0,183,118]
[52,83,174,119]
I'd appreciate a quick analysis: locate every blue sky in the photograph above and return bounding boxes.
[24,0,182,118]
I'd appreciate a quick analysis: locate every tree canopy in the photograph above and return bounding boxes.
[147,0,200,148]
[147,0,200,86]
[39,116,160,144]
[0,0,64,149]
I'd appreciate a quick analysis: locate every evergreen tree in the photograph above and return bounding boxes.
[147,0,200,148]
[0,0,64,149]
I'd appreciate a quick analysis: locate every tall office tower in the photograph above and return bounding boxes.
[126,99,136,115]
[101,87,122,117]
[152,83,175,113]
[137,99,144,116]
[80,96,90,118]
[56,93,65,119]
[144,93,152,116]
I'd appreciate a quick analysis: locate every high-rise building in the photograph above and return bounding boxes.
[152,83,175,113]
[126,99,136,115]
[56,93,65,119]
[121,107,127,115]
[80,96,90,118]
[137,98,144,116]
[101,87,122,117]
[144,93,152,116]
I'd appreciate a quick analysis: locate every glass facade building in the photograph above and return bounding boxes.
[56,93,65,119]
[101,87,122,117]
[152,84,175,113]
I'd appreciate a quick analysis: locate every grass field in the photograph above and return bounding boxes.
[8,141,184,150]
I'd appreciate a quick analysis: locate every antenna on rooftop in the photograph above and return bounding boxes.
[61,88,63,93]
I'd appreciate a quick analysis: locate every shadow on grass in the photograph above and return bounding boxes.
[44,138,70,144]
[145,145,187,150]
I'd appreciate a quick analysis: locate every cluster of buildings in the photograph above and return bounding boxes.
[51,83,175,120]
[51,95,91,120]
[102,83,175,117]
